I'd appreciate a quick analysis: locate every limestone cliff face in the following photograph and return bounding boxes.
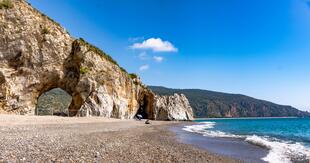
[0,0,144,118]
[0,0,73,114]
[150,94,194,121]
[0,0,194,120]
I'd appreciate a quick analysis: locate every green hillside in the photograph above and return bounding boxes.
[149,86,310,118]
[36,88,72,116]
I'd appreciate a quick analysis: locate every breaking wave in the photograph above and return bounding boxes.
[183,122,310,163]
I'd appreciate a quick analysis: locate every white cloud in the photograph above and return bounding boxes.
[139,64,149,71]
[153,56,164,62]
[130,38,178,52]
[138,52,148,60]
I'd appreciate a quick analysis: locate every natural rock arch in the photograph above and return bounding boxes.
[0,36,145,118]
[0,0,194,120]
[27,40,89,116]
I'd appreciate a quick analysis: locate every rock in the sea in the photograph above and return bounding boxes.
[0,0,194,121]
[151,94,194,121]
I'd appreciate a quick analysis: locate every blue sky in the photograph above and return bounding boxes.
[28,0,310,111]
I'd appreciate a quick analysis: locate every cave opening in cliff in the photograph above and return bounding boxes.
[36,88,72,116]
[136,96,149,119]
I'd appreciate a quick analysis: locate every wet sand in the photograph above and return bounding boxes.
[0,115,239,162]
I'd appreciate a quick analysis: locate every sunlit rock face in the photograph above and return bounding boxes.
[151,94,194,121]
[0,0,146,118]
[0,0,194,120]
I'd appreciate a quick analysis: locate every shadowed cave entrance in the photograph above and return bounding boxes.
[36,88,72,116]
[136,96,150,119]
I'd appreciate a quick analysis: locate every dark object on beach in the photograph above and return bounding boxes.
[136,114,142,120]
[145,120,150,124]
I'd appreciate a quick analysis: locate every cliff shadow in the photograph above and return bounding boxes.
[136,95,152,119]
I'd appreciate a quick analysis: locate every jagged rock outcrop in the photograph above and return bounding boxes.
[0,0,194,120]
[150,94,194,120]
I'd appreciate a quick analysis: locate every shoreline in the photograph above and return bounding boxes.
[171,123,268,163]
[182,118,310,163]
[194,117,299,120]
[0,115,239,162]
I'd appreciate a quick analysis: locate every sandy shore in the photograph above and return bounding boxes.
[0,115,239,162]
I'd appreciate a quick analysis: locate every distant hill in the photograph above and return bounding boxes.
[149,86,310,118]
[36,88,72,116]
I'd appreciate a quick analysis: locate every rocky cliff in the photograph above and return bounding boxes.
[0,0,193,120]
[151,94,194,121]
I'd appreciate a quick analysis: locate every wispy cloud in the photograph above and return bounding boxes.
[130,38,178,52]
[138,52,148,60]
[139,64,149,71]
[128,36,144,42]
[153,56,164,63]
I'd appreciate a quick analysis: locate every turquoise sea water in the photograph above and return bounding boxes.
[183,118,310,163]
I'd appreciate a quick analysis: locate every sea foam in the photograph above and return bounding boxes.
[183,122,310,163]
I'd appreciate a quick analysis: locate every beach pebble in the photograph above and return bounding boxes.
[145,120,151,124]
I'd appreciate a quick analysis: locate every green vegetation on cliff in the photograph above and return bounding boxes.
[78,38,127,73]
[128,73,138,79]
[149,86,310,118]
[79,67,89,74]
[0,0,13,9]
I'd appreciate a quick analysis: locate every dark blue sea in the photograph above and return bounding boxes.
[183,118,310,163]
